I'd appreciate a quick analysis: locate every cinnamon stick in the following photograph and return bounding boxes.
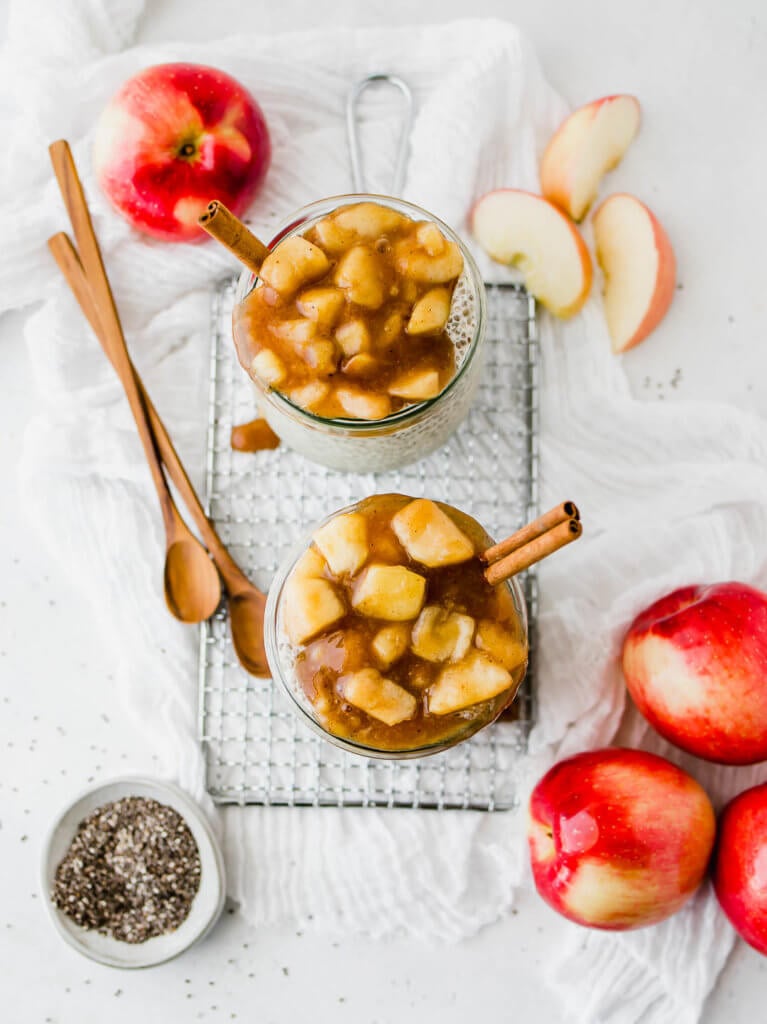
[483,518,582,586]
[198,200,269,273]
[481,501,579,564]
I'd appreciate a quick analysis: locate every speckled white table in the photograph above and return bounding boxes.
[2,1,766,1021]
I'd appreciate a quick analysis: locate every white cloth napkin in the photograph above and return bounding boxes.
[5,1,767,1020]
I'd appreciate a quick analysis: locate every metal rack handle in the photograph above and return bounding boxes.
[346,73,414,195]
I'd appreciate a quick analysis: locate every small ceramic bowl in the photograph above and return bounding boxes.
[41,776,226,968]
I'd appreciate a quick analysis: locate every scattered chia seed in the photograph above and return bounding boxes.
[51,796,201,943]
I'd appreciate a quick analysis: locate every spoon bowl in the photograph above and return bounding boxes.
[164,536,222,624]
[229,589,269,676]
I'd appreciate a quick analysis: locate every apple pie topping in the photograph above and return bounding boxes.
[233,202,465,420]
[279,494,528,751]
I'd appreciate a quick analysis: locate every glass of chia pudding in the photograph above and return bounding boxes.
[232,195,486,473]
[265,493,528,759]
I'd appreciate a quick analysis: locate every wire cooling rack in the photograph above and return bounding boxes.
[199,279,539,810]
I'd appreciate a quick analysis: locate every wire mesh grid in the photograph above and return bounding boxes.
[199,279,539,810]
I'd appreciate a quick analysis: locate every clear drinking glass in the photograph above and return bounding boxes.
[265,497,528,760]
[232,194,486,473]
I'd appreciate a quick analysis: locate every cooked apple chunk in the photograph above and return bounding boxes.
[388,368,441,401]
[391,499,474,567]
[415,221,447,255]
[406,287,452,336]
[296,287,345,327]
[297,339,339,375]
[342,353,378,378]
[311,216,356,254]
[336,385,392,420]
[287,380,331,411]
[334,246,386,309]
[335,319,371,357]
[251,348,286,387]
[395,237,463,284]
[411,606,475,662]
[312,512,368,577]
[428,650,512,715]
[283,577,346,645]
[270,318,317,344]
[352,564,426,620]
[292,545,327,580]
[260,236,330,296]
[475,619,528,671]
[371,623,411,668]
[338,668,417,726]
[334,203,408,239]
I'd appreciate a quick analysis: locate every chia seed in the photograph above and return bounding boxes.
[51,796,201,943]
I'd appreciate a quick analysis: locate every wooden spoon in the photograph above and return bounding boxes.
[48,230,269,676]
[48,140,221,625]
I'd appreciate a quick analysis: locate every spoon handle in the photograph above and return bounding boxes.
[48,140,179,540]
[48,231,256,598]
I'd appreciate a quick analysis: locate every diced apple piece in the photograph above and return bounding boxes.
[292,545,327,580]
[471,189,592,318]
[311,216,356,254]
[541,95,641,221]
[296,287,345,327]
[411,606,475,662]
[406,287,452,336]
[352,564,426,621]
[334,203,408,239]
[334,246,386,309]
[338,668,417,726]
[336,385,391,420]
[298,339,339,374]
[428,650,512,715]
[388,368,441,401]
[379,310,405,345]
[343,353,379,377]
[475,619,527,671]
[592,193,676,353]
[335,319,371,357]
[312,512,368,577]
[259,236,330,296]
[283,577,346,645]
[395,237,463,284]
[270,318,317,344]
[251,348,286,387]
[371,623,411,668]
[287,380,331,411]
[391,499,474,567]
[415,221,447,255]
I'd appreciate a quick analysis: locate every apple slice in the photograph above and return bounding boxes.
[592,193,676,353]
[471,190,592,318]
[541,95,641,221]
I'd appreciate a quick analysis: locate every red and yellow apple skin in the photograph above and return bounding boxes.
[527,748,715,930]
[622,583,767,765]
[713,783,767,956]
[93,63,271,242]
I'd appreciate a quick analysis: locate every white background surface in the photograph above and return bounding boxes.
[1,1,766,1021]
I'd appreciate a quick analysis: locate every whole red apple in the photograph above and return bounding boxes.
[528,747,715,930]
[713,782,767,955]
[622,582,767,764]
[93,63,271,242]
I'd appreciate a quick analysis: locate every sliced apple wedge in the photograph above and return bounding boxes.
[471,190,592,318]
[352,564,427,621]
[592,193,676,353]
[541,95,641,221]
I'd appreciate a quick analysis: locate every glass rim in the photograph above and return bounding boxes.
[265,496,528,760]
[234,193,487,435]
